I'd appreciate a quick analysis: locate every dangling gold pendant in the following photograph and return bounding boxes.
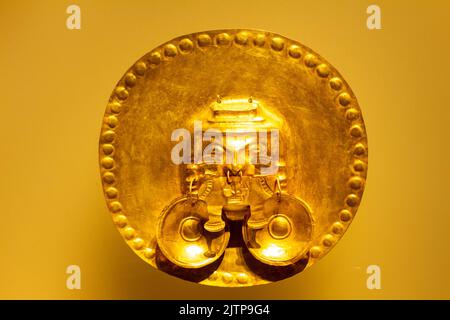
[99,29,368,287]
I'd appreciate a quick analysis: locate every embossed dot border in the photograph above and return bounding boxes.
[99,30,368,278]
[100,56,156,262]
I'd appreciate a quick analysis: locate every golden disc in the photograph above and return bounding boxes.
[99,29,368,287]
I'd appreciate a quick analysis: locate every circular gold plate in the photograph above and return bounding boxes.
[99,29,368,287]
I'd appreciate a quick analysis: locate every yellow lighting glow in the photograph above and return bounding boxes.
[185,245,203,258]
[228,137,247,151]
[262,244,286,258]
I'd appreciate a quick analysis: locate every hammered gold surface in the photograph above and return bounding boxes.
[99,29,368,287]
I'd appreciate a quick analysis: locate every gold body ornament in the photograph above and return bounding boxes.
[99,29,368,287]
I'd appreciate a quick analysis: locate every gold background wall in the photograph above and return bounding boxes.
[0,0,449,299]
